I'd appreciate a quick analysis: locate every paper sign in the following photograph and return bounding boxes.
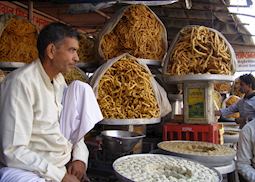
[236,52,255,72]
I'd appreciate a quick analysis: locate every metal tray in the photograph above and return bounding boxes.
[137,58,161,66]
[162,74,235,83]
[76,62,98,68]
[224,129,240,143]
[113,154,222,182]
[99,118,160,125]
[218,116,235,122]
[157,141,236,167]
[0,62,26,68]
[224,133,239,144]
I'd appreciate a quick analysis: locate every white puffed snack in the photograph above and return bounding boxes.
[113,154,219,182]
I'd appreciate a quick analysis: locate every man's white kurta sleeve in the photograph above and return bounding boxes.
[236,125,255,181]
[0,79,66,182]
[72,139,89,169]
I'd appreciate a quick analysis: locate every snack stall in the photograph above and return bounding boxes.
[0,1,255,182]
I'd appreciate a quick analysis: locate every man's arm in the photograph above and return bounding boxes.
[220,102,239,117]
[236,125,255,181]
[68,138,89,180]
[0,79,66,181]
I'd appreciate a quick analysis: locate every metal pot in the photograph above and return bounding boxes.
[101,130,145,155]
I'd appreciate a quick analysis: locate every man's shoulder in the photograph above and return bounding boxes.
[5,61,39,82]
[243,119,255,132]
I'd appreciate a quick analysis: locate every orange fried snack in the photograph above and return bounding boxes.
[0,17,38,63]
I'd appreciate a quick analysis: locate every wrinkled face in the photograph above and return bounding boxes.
[240,80,251,94]
[52,37,79,74]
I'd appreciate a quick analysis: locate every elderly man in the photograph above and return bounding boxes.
[0,22,103,182]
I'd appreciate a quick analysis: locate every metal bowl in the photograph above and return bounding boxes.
[157,141,236,167]
[113,154,222,182]
[101,130,145,155]
[224,130,240,143]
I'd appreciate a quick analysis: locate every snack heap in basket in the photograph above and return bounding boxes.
[113,154,219,182]
[0,17,38,63]
[214,82,232,93]
[232,78,245,98]
[100,4,166,61]
[213,90,222,110]
[77,33,95,62]
[167,26,233,75]
[97,56,160,119]
[0,69,5,82]
[223,95,240,119]
[224,130,239,136]
[63,67,88,85]
[158,141,235,156]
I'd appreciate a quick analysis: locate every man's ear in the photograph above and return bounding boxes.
[46,43,55,60]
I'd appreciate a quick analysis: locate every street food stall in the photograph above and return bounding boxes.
[0,0,255,182]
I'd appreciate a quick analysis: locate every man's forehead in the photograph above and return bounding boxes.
[55,37,79,47]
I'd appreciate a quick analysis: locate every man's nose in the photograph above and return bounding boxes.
[74,52,79,62]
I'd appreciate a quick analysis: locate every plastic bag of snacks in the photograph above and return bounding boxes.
[63,66,89,85]
[0,14,38,63]
[90,53,171,120]
[0,69,5,82]
[222,95,241,119]
[231,78,244,98]
[163,25,237,75]
[97,4,167,63]
[77,33,96,63]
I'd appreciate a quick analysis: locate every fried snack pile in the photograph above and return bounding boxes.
[0,17,38,63]
[97,56,160,119]
[214,82,231,93]
[232,78,244,98]
[213,90,222,110]
[64,67,88,85]
[224,95,240,119]
[167,26,232,75]
[101,4,165,61]
[77,34,95,62]
[158,141,236,156]
[0,69,5,82]
[225,95,240,107]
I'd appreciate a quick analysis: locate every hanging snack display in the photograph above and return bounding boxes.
[77,33,95,62]
[166,26,236,75]
[99,4,167,62]
[96,56,160,119]
[213,90,222,110]
[214,81,232,93]
[0,15,38,63]
[0,69,5,82]
[63,67,88,85]
[231,78,245,98]
[222,95,240,119]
